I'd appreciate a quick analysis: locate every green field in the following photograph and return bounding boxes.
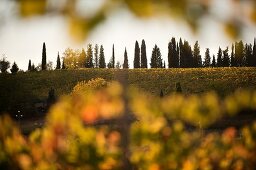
[0,67,256,116]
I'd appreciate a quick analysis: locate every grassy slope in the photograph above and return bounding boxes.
[0,67,256,116]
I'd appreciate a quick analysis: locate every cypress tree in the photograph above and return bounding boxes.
[217,47,222,67]
[28,59,31,71]
[193,41,202,67]
[108,44,115,68]
[141,39,147,68]
[112,44,115,68]
[123,48,129,69]
[230,44,236,67]
[212,55,216,67]
[86,44,94,68]
[94,44,99,68]
[235,40,244,66]
[168,37,179,68]
[150,44,162,68]
[179,38,185,68]
[134,41,140,68]
[42,42,47,70]
[245,43,253,66]
[253,38,256,66]
[56,52,61,69]
[183,40,193,68]
[10,62,19,74]
[99,45,106,68]
[204,48,211,67]
[62,58,66,69]
[222,47,230,67]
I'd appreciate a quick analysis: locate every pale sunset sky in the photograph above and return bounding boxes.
[0,0,255,70]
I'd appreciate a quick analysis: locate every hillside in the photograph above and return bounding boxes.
[0,67,256,117]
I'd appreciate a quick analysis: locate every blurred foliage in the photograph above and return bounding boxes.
[10,0,256,40]
[1,79,256,169]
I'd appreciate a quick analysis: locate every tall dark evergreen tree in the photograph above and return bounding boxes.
[94,44,99,68]
[10,62,19,74]
[28,59,31,71]
[253,38,256,66]
[179,38,185,68]
[212,55,216,67]
[108,44,115,68]
[230,44,236,67]
[217,47,222,67]
[244,44,253,66]
[235,40,244,66]
[134,41,140,68]
[85,44,94,68]
[193,41,202,67]
[222,47,230,67]
[62,58,66,69]
[42,42,47,70]
[141,39,147,68]
[111,44,115,68]
[123,48,129,69]
[150,45,163,68]
[182,40,193,68]
[99,45,106,68]
[56,52,61,69]
[204,48,211,67]
[168,37,179,68]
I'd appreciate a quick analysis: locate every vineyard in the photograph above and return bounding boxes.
[1,67,256,117]
[1,73,256,169]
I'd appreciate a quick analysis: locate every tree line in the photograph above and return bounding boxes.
[1,38,256,73]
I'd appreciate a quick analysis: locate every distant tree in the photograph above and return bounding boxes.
[78,48,86,68]
[141,39,147,68]
[108,44,115,68]
[123,48,129,69]
[31,63,36,72]
[28,59,32,71]
[168,37,179,68]
[193,41,202,67]
[47,61,53,70]
[204,48,211,67]
[10,62,19,74]
[62,58,66,69]
[253,38,256,66]
[94,44,99,68]
[230,44,236,67]
[212,55,216,67]
[99,45,106,68]
[134,41,140,68]
[111,44,115,68]
[235,40,244,66]
[222,47,230,67]
[179,38,185,68]
[85,44,94,68]
[56,52,61,69]
[116,61,121,69]
[245,43,253,66]
[182,40,193,68]
[41,42,47,70]
[62,48,80,69]
[0,57,10,73]
[217,47,222,67]
[150,44,163,68]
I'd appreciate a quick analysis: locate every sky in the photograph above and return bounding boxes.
[0,0,256,70]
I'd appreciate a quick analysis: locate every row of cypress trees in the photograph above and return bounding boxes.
[30,38,256,71]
